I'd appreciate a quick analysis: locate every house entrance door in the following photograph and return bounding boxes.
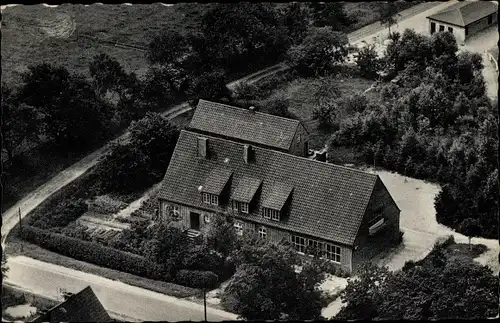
[431,22,436,34]
[190,212,200,230]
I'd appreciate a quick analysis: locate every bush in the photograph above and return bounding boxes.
[21,225,171,282]
[232,82,261,101]
[87,195,127,214]
[175,269,219,289]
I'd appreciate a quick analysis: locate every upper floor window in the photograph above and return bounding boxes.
[232,200,249,214]
[263,207,280,221]
[258,227,267,239]
[297,134,301,144]
[202,193,219,206]
[368,206,384,228]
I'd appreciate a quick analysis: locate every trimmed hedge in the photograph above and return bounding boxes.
[21,225,171,282]
[175,269,219,289]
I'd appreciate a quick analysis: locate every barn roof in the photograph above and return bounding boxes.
[188,100,302,151]
[427,1,498,27]
[158,130,381,246]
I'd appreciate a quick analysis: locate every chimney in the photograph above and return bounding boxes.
[243,144,251,163]
[249,106,256,113]
[197,137,207,158]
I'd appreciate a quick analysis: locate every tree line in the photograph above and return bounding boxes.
[326,29,498,239]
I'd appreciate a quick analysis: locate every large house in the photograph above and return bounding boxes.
[426,1,498,45]
[157,100,401,274]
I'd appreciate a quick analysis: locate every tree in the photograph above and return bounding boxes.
[286,27,348,76]
[205,213,238,258]
[144,224,192,273]
[221,241,324,320]
[336,263,390,320]
[356,44,381,79]
[201,3,290,69]
[188,68,230,101]
[264,94,296,119]
[129,112,179,176]
[309,2,351,30]
[313,100,337,133]
[89,53,142,121]
[1,84,39,164]
[281,2,311,44]
[19,64,112,149]
[337,248,499,320]
[377,2,400,36]
[458,218,483,250]
[147,30,190,66]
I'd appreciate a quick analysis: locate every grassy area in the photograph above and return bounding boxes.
[1,3,214,85]
[250,70,374,150]
[343,1,420,33]
[5,231,200,299]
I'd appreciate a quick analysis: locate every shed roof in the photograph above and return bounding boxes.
[158,130,381,246]
[427,1,498,27]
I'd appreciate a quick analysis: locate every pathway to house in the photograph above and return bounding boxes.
[321,167,500,319]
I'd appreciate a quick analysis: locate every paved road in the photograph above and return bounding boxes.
[5,256,238,322]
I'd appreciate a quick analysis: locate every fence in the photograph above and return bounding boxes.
[79,33,148,52]
[487,52,499,75]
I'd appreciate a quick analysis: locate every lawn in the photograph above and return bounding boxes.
[1,3,214,85]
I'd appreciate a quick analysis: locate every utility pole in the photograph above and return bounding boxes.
[203,287,207,321]
[19,207,23,252]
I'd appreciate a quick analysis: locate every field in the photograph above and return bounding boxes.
[1,3,214,85]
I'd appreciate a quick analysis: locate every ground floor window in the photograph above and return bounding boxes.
[234,222,243,236]
[307,239,324,256]
[325,244,341,263]
[465,26,469,36]
[439,25,445,32]
[291,235,306,253]
[448,27,453,33]
[258,227,267,239]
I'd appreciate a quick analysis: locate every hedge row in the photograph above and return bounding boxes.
[21,225,169,281]
[21,226,221,289]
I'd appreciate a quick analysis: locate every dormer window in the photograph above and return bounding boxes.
[202,192,219,206]
[232,200,249,214]
[263,207,280,221]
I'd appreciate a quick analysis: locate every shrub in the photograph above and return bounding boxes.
[21,225,170,282]
[87,195,127,214]
[232,82,261,101]
[175,269,219,289]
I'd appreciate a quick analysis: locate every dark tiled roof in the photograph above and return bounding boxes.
[202,166,233,195]
[427,1,498,27]
[188,100,300,151]
[158,130,379,246]
[261,181,294,210]
[32,286,110,322]
[231,177,262,203]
